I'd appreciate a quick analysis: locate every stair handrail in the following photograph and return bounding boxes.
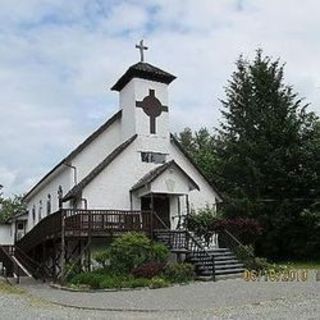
[0,246,14,278]
[185,230,216,281]
[14,246,52,280]
[221,229,254,258]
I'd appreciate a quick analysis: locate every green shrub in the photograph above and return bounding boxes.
[70,272,153,290]
[93,250,110,269]
[233,245,255,261]
[244,257,271,271]
[108,232,169,273]
[151,243,170,262]
[163,262,194,283]
[125,277,150,288]
[149,277,170,289]
[70,272,105,289]
[99,275,123,289]
[108,232,152,273]
[186,207,217,244]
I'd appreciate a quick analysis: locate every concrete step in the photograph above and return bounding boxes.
[197,263,243,271]
[214,255,237,261]
[215,272,244,280]
[215,267,245,275]
[214,259,240,265]
[214,263,244,270]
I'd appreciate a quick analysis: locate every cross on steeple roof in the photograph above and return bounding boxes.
[135,39,148,62]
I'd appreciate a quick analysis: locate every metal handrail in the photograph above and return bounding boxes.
[223,229,254,258]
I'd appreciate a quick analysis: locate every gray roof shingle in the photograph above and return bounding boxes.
[23,110,122,201]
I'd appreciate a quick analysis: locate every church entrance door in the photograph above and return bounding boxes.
[141,194,170,230]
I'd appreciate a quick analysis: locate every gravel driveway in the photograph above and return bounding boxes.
[1,273,320,319]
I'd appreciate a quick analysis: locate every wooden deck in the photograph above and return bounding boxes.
[16,209,153,252]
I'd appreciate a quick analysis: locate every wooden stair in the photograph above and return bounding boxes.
[187,248,244,280]
[154,229,245,281]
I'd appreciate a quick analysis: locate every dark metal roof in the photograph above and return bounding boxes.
[111,62,176,91]
[131,160,200,192]
[23,110,122,201]
[63,134,138,201]
[170,134,224,201]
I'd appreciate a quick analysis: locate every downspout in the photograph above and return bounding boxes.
[130,191,133,211]
[63,163,88,210]
[63,163,77,185]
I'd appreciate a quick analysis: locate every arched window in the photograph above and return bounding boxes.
[47,194,51,215]
[38,200,42,221]
[57,185,63,209]
[32,205,36,223]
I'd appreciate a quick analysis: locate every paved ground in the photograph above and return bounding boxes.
[1,272,320,319]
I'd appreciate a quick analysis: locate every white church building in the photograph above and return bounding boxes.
[0,43,247,282]
[23,43,222,235]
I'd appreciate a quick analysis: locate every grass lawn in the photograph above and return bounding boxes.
[0,279,25,294]
[277,261,320,270]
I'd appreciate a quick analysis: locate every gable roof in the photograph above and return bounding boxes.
[23,110,122,201]
[111,62,176,91]
[131,160,200,193]
[63,134,138,201]
[170,134,223,201]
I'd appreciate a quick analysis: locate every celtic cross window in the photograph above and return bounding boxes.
[136,89,168,134]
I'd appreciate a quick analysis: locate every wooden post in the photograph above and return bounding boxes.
[87,214,92,272]
[150,193,154,239]
[60,210,65,282]
[186,194,190,215]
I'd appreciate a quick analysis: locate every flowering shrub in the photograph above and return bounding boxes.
[131,261,166,279]
[187,208,263,245]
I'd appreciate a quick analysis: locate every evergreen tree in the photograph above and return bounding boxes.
[214,50,320,258]
[176,127,217,182]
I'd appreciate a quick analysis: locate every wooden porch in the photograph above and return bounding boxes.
[16,209,157,252]
[13,209,162,280]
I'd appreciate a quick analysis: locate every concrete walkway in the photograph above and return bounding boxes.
[19,272,320,312]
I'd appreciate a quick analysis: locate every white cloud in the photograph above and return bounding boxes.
[1,0,320,195]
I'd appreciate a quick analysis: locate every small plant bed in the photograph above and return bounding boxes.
[65,232,194,290]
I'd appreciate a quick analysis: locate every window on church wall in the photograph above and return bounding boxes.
[32,205,36,223]
[141,152,167,164]
[47,194,51,215]
[38,200,42,221]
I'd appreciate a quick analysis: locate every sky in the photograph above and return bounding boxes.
[1,0,320,196]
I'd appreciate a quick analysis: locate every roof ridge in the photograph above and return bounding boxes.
[170,133,223,201]
[63,134,138,201]
[23,110,122,201]
[130,159,199,192]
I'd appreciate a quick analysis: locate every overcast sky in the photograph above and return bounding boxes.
[1,0,320,196]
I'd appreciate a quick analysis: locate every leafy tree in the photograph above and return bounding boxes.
[176,127,217,183]
[0,186,26,223]
[214,50,320,258]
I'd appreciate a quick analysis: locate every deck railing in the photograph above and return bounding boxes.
[16,209,153,252]
[64,209,152,236]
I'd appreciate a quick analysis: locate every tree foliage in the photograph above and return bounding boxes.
[175,127,217,183]
[215,49,320,211]
[0,185,26,223]
[177,50,320,259]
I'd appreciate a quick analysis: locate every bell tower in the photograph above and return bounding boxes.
[111,40,176,142]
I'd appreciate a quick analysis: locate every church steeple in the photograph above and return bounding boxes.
[111,61,176,92]
[112,41,176,141]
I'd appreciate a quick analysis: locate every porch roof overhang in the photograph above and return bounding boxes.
[130,160,200,196]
